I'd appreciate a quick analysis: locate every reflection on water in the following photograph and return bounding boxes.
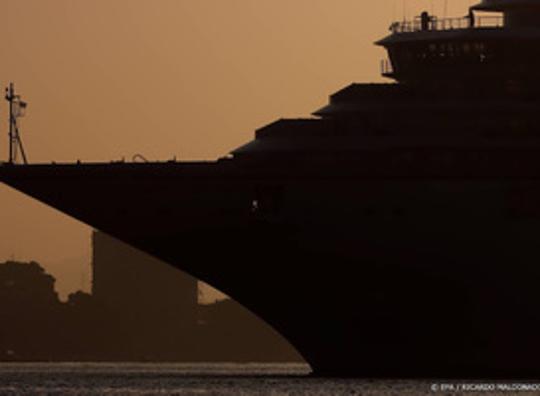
[0,363,535,395]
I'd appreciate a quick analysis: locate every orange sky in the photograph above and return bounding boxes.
[0,0,476,299]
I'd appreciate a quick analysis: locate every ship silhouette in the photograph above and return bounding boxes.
[3,0,540,378]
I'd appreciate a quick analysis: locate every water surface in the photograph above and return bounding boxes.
[0,363,536,395]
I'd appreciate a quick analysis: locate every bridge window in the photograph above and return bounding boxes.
[474,42,486,53]
[447,43,456,57]
[438,43,446,57]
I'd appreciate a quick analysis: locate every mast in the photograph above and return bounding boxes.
[5,83,28,165]
[7,83,13,163]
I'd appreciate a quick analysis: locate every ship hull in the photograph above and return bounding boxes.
[2,162,540,378]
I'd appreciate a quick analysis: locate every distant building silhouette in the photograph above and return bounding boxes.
[92,231,198,358]
[0,248,303,362]
[93,231,198,324]
[91,231,302,362]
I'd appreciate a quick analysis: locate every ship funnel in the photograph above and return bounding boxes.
[472,0,540,28]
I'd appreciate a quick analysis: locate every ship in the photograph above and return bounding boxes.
[2,0,540,378]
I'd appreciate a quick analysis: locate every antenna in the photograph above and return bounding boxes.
[5,83,28,165]
[402,0,407,20]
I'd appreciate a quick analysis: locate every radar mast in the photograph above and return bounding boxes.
[5,83,28,165]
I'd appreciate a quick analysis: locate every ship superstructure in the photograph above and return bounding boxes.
[3,1,540,378]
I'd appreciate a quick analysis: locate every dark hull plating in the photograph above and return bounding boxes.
[2,161,540,378]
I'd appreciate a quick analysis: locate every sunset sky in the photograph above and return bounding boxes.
[0,0,478,299]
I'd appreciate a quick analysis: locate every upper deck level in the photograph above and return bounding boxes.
[377,0,540,92]
[389,0,540,35]
[389,15,503,35]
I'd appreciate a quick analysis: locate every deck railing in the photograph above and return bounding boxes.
[390,15,504,34]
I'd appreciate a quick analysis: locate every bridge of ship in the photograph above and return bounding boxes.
[377,1,540,91]
[380,13,505,78]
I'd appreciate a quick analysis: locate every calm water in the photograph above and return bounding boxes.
[0,363,537,396]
